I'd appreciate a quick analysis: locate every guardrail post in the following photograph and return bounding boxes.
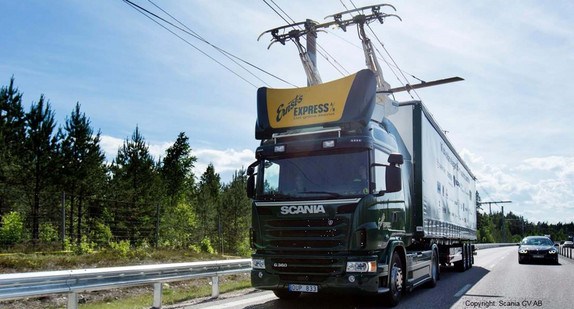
[67,292,78,309]
[211,276,219,297]
[152,282,162,309]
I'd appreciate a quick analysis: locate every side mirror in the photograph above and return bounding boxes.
[385,165,402,193]
[373,153,403,195]
[246,161,259,199]
[385,153,403,193]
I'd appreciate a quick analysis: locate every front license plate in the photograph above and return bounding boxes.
[288,284,318,293]
[532,254,544,258]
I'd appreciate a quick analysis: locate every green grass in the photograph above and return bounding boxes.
[79,276,251,309]
[0,249,235,272]
[0,249,251,309]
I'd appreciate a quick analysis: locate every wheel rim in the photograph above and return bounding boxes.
[391,264,403,295]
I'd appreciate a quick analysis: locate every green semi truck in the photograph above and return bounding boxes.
[246,4,477,307]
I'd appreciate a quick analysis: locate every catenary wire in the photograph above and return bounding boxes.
[123,0,257,87]
[342,0,422,99]
[124,0,297,87]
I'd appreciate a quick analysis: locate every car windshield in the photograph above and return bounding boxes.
[522,238,553,246]
[256,150,369,200]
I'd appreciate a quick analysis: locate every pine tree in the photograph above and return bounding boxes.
[60,103,106,244]
[110,126,158,244]
[0,77,26,214]
[196,164,221,248]
[221,169,251,255]
[23,95,59,241]
[160,132,197,209]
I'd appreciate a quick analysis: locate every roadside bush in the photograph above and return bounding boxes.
[39,222,59,243]
[89,222,113,246]
[71,235,96,255]
[199,237,215,254]
[236,236,252,257]
[108,240,131,258]
[0,211,27,248]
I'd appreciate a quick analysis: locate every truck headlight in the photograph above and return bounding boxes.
[252,258,266,269]
[346,261,377,273]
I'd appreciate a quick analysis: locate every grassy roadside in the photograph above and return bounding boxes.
[80,275,251,309]
[0,249,252,309]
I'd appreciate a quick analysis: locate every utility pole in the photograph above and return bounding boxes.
[478,201,512,216]
[305,19,317,86]
[502,206,505,243]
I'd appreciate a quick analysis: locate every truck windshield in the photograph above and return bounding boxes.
[256,150,369,200]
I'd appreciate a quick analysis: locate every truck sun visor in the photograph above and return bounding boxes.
[255,69,377,140]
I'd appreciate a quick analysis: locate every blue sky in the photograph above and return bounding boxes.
[1,1,573,224]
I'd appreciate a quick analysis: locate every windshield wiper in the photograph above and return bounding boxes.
[298,191,342,197]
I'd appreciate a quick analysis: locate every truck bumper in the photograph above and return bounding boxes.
[251,265,389,295]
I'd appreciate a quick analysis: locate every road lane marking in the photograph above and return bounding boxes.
[454,284,472,298]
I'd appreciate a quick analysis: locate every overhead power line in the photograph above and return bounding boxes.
[122,0,297,88]
[342,0,422,100]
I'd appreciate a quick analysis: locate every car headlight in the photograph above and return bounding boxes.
[252,258,265,269]
[519,249,528,254]
[346,261,377,273]
[549,250,557,254]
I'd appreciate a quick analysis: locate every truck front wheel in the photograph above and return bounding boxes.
[383,251,404,307]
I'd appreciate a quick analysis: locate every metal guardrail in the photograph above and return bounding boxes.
[559,246,574,259]
[0,258,251,309]
[474,243,518,250]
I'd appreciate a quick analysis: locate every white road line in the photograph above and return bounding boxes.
[454,283,472,298]
[199,293,277,309]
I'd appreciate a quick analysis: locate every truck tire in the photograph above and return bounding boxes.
[425,248,438,288]
[464,244,470,270]
[383,252,404,307]
[273,289,301,300]
[455,245,466,272]
[468,245,473,269]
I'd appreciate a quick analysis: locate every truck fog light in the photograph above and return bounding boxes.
[322,140,335,148]
[252,258,266,269]
[348,275,356,283]
[258,272,263,278]
[346,261,377,273]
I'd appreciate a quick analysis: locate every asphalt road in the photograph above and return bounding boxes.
[173,247,574,309]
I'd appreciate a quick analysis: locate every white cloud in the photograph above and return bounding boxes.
[99,135,254,183]
[192,148,255,183]
[99,135,124,161]
[462,149,574,224]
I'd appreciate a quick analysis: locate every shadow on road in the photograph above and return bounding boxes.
[246,265,491,309]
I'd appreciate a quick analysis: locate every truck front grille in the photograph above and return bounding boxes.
[270,256,345,275]
[262,217,350,251]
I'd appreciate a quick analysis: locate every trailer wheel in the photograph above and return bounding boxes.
[383,251,404,307]
[464,244,470,270]
[456,245,466,272]
[468,245,473,269]
[273,289,301,300]
[425,248,438,288]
